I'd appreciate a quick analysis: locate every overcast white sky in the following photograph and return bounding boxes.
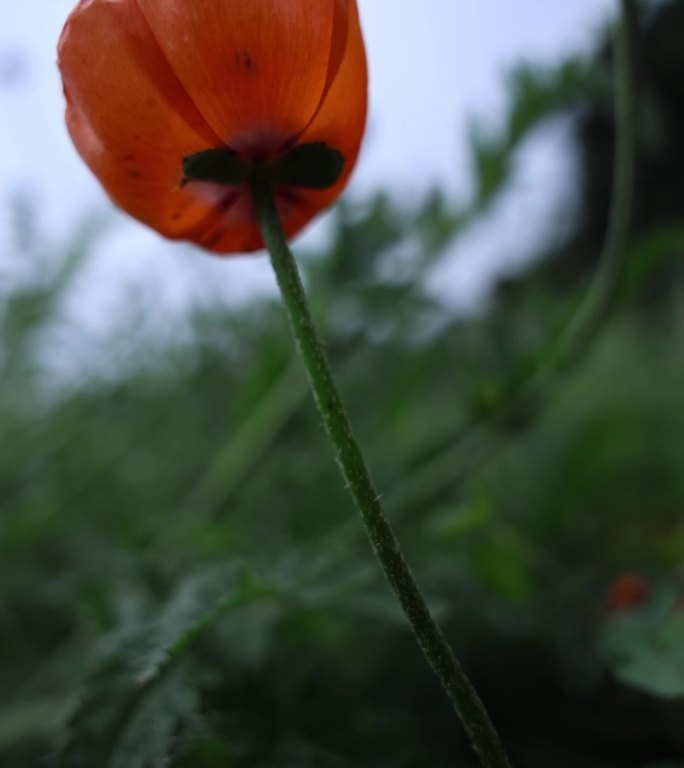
[0,1,616,320]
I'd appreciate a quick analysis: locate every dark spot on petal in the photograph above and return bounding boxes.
[217,190,240,214]
[202,229,224,249]
[278,187,303,207]
[235,50,257,74]
[171,212,182,221]
[128,169,142,178]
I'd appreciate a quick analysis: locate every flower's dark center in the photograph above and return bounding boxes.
[182,142,345,191]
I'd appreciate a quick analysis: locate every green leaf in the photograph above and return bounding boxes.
[429,498,493,541]
[0,695,76,750]
[57,651,197,768]
[57,568,269,768]
[601,592,684,699]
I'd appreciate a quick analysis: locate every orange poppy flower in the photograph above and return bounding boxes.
[58,0,367,254]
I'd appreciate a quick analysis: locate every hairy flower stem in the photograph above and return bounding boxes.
[252,174,512,768]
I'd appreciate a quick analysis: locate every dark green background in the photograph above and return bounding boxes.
[1,2,684,765]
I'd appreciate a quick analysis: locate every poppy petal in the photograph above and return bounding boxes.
[279,0,368,239]
[58,0,234,240]
[135,0,342,153]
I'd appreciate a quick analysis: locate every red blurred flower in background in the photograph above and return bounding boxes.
[58,0,367,254]
[605,573,649,614]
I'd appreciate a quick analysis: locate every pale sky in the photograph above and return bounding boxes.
[0,1,616,325]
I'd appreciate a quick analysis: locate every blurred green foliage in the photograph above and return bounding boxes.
[2,2,684,766]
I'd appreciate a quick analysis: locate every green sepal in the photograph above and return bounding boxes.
[268,142,345,190]
[183,143,344,191]
[182,149,252,186]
